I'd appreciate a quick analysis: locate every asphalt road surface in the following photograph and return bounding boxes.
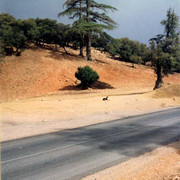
[2,108,180,180]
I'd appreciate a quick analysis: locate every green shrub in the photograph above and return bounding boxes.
[0,45,5,57]
[75,66,99,88]
[130,55,142,64]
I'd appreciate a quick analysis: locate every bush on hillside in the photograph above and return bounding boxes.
[130,55,142,64]
[75,66,99,88]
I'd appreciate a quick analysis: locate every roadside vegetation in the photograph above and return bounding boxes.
[0,0,179,90]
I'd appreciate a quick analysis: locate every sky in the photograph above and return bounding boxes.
[0,0,180,44]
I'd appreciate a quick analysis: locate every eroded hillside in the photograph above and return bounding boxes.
[0,45,180,101]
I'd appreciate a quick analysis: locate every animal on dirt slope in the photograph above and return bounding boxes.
[103,96,109,101]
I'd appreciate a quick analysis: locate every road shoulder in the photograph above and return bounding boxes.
[82,140,180,180]
[1,88,180,142]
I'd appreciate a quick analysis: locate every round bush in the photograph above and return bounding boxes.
[75,66,99,88]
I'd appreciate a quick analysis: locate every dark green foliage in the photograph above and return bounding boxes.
[58,0,85,56]
[117,38,148,64]
[150,8,180,89]
[92,34,149,65]
[59,0,117,60]
[129,55,142,65]
[0,13,74,55]
[21,18,40,42]
[75,66,99,88]
[35,18,58,45]
[0,13,27,55]
[92,32,114,51]
[0,13,16,27]
[0,43,5,57]
[161,8,179,39]
[53,23,71,53]
[81,0,117,60]
[173,48,180,72]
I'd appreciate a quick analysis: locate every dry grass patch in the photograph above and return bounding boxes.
[152,84,180,98]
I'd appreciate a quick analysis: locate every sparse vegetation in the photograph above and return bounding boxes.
[1,3,180,179]
[153,84,180,98]
[75,66,99,88]
[0,6,179,92]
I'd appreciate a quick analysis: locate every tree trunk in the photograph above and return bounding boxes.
[86,33,92,60]
[86,0,92,60]
[15,47,21,56]
[63,46,69,54]
[78,0,84,57]
[16,47,19,53]
[55,44,58,51]
[154,63,164,90]
[79,42,84,57]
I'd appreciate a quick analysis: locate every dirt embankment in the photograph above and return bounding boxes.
[0,45,180,101]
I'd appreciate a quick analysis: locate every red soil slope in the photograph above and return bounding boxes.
[0,45,180,101]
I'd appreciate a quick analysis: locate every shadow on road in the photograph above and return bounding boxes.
[52,115,180,158]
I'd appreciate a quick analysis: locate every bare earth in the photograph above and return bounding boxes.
[0,46,180,179]
[1,87,180,142]
[0,45,180,102]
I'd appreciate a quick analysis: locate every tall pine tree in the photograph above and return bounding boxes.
[58,0,117,60]
[150,8,180,89]
[58,0,84,56]
[161,8,179,39]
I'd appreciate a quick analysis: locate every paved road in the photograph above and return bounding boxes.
[2,108,180,180]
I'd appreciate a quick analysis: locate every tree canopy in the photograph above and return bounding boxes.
[150,8,180,89]
[0,8,179,81]
[59,0,117,60]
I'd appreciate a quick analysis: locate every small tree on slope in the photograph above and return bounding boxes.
[75,66,99,88]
